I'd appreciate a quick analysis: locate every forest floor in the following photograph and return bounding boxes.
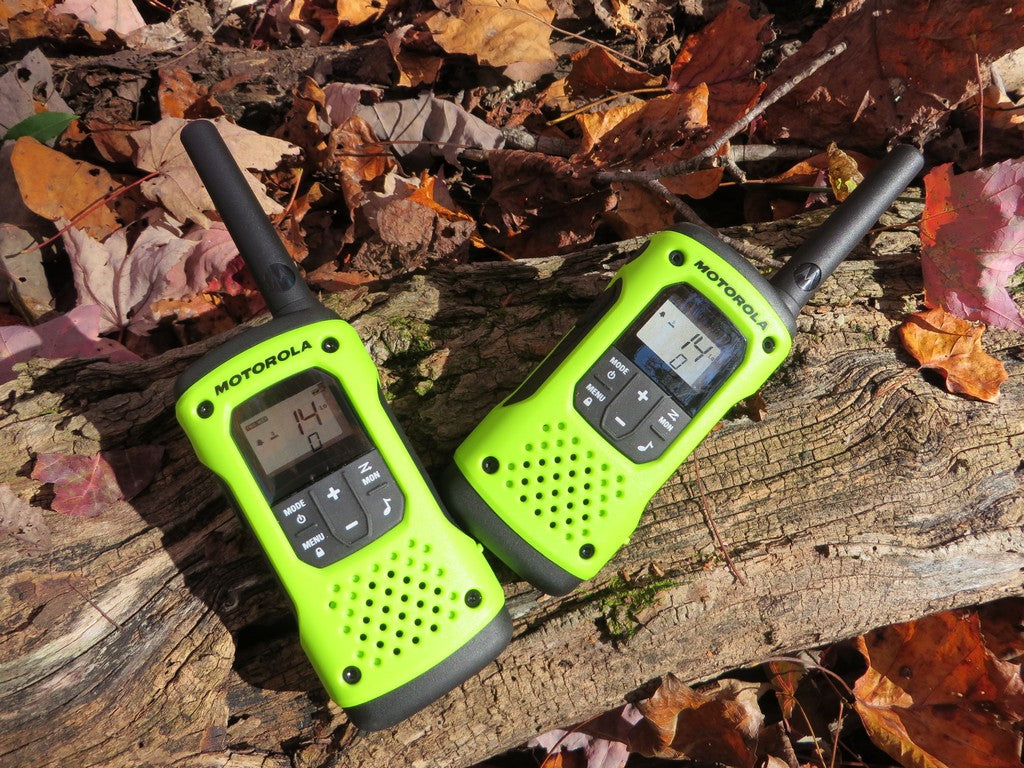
[2,0,1024,766]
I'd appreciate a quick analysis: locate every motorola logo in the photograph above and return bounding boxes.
[266,263,296,291]
[793,263,822,292]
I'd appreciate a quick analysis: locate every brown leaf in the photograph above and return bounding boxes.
[825,142,864,201]
[979,598,1024,664]
[567,46,662,100]
[766,660,805,720]
[898,307,1008,403]
[482,149,613,258]
[0,484,51,554]
[427,0,557,81]
[763,0,1024,147]
[156,68,223,120]
[853,610,1024,768]
[32,446,165,517]
[130,117,299,227]
[10,136,121,238]
[669,0,773,93]
[586,84,709,168]
[627,674,763,768]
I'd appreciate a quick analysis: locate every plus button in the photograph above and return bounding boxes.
[326,486,340,501]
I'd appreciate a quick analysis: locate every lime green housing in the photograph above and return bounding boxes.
[177,319,505,710]
[453,229,793,585]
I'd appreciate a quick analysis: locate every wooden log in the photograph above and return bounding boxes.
[1,204,1021,768]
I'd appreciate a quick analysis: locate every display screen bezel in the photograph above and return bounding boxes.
[615,283,748,417]
[231,368,373,504]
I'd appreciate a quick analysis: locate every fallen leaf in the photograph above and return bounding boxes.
[0,49,73,136]
[576,101,646,156]
[763,0,1024,147]
[157,68,224,120]
[0,304,139,383]
[825,142,864,201]
[323,83,505,167]
[385,25,445,88]
[586,84,710,168]
[0,141,54,320]
[669,0,772,94]
[324,114,398,241]
[427,0,557,82]
[10,136,121,238]
[63,219,196,333]
[590,0,672,56]
[627,674,764,768]
[482,149,614,258]
[898,308,1008,403]
[130,117,299,227]
[567,46,662,100]
[853,610,1024,768]
[32,446,165,517]
[979,598,1024,663]
[51,0,144,35]
[530,705,643,768]
[0,484,51,553]
[920,159,1024,331]
[766,660,805,721]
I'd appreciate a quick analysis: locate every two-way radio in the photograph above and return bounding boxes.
[441,145,924,595]
[174,120,511,729]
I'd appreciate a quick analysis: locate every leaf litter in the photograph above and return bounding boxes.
[0,1,1023,765]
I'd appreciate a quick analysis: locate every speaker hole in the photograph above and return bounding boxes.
[430,624,439,632]
[412,637,421,644]
[332,584,341,593]
[393,648,401,656]
[362,616,370,624]
[542,424,550,432]
[376,641,384,649]
[386,570,395,578]
[328,601,337,610]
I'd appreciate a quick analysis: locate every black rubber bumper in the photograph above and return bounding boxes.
[345,606,512,731]
[440,463,582,597]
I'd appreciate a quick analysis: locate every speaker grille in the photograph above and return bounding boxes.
[499,421,625,546]
[326,535,468,674]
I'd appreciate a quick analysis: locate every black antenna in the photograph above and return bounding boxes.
[181,120,317,319]
[769,144,924,318]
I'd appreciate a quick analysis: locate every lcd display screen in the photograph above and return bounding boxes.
[231,369,372,503]
[239,381,351,476]
[617,284,747,417]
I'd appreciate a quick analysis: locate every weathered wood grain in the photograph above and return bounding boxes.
[1,207,1021,768]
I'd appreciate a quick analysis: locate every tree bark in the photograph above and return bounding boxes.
[1,204,1022,768]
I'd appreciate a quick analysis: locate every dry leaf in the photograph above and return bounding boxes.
[32,446,165,517]
[427,0,557,82]
[576,101,645,156]
[898,307,1008,403]
[0,304,138,382]
[627,674,764,768]
[10,136,121,238]
[979,598,1024,664]
[157,68,224,120]
[586,84,710,168]
[130,117,299,227]
[567,46,662,100]
[50,0,143,36]
[825,142,863,201]
[854,610,1024,768]
[63,219,196,333]
[0,48,72,135]
[0,484,51,554]
[323,83,505,167]
[763,0,1024,146]
[920,159,1024,332]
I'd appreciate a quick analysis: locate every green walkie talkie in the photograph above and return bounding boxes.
[174,120,511,729]
[442,145,923,595]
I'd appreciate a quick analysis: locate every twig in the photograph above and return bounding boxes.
[692,456,746,585]
[492,1,648,69]
[547,87,668,126]
[974,52,984,163]
[70,580,121,630]
[729,144,817,163]
[595,41,848,186]
[18,170,161,255]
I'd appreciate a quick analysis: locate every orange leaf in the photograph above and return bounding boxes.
[10,136,120,238]
[627,674,762,768]
[567,46,662,100]
[898,307,1008,403]
[575,101,645,156]
[853,610,1024,768]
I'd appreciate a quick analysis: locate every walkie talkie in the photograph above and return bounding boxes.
[442,145,924,595]
[174,120,511,729]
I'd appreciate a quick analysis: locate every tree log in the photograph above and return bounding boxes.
[1,204,1022,768]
